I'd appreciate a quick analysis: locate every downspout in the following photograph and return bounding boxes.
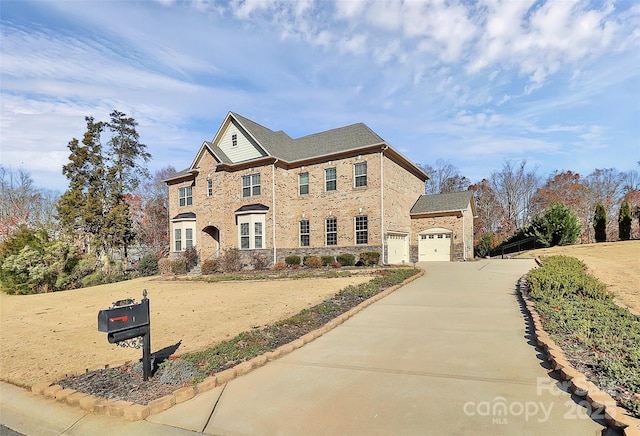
[380,145,389,264]
[272,159,278,263]
[462,209,466,261]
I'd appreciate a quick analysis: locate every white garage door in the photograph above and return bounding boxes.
[387,233,408,264]
[418,230,452,262]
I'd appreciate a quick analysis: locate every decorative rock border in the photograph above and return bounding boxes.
[518,273,640,436]
[29,269,425,421]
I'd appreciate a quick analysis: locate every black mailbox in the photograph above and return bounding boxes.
[98,290,152,380]
[98,303,149,333]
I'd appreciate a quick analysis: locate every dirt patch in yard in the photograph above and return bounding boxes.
[0,275,371,387]
[521,240,640,314]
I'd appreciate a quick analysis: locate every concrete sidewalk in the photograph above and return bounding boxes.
[1,260,609,435]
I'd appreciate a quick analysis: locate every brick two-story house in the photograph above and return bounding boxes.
[164,112,474,265]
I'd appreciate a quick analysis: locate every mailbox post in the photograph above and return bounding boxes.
[98,290,152,381]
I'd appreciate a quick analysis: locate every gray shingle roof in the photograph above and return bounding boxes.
[235,203,269,213]
[410,191,474,215]
[230,112,385,162]
[172,212,196,220]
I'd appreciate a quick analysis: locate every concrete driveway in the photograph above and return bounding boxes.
[149,259,607,435]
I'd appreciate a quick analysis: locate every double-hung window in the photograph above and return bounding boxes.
[242,174,261,197]
[354,162,367,187]
[179,186,192,206]
[254,222,263,248]
[207,179,213,196]
[326,217,337,246]
[299,172,309,195]
[355,215,368,244]
[325,168,336,191]
[185,228,194,249]
[240,223,250,249]
[232,133,238,147]
[300,220,310,246]
[174,229,182,251]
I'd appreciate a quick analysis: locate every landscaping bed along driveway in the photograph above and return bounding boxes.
[0,273,372,387]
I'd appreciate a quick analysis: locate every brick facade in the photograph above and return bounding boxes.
[165,112,474,268]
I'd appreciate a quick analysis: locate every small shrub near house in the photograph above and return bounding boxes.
[321,255,335,266]
[359,251,380,266]
[304,256,322,269]
[252,253,270,270]
[201,259,219,275]
[330,261,342,269]
[219,248,242,272]
[137,253,159,277]
[285,255,301,266]
[273,261,287,271]
[182,247,199,272]
[158,257,171,275]
[170,259,187,275]
[336,253,356,266]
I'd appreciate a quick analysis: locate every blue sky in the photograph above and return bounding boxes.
[1,0,639,193]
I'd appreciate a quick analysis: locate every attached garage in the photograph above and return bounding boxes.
[418,228,452,261]
[386,232,409,264]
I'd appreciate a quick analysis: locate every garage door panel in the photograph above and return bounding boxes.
[418,232,451,262]
[387,234,408,264]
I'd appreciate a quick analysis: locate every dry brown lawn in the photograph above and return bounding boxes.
[520,240,640,314]
[0,274,371,387]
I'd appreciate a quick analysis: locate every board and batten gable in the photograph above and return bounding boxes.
[216,119,267,163]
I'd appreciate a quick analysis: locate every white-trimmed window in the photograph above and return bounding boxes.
[179,186,192,206]
[232,133,238,147]
[355,215,368,244]
[237,214,265,249]
[354,162,367,187]
[325,167,336,191]
[242,174,261,197]
[300,220,310,246]
[299,172,309,195]
[326,217,337,246]
[174,229,182,251]
[185,228,193,249]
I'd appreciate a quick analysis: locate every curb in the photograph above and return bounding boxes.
[518,273,640,436]
[28,268,425,421]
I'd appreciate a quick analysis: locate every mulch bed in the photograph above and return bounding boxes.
[58,275,395,405]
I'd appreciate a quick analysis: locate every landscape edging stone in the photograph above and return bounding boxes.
[518,268,640,436]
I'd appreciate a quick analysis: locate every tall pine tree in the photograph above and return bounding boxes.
[103,111,151,268]
[57,111,150,267]
[57,117,106,253]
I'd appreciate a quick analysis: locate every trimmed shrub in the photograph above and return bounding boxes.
[219,248,242,272]
[619,201,632,240]
[593,203,608,242]
[321,255,335,266]
[304,256,322,269]
[527,255,608,301]
[253,253,269,270]
[330,261,342,269]
[285,255,301,266]
[138,253,159,277]
[182,247,199,272]
[359,251,380,266]
[336,253,355,266]
[201,259,219,275]
[273,261,287,271]
[158,258,171,275]
[170,259,187,275]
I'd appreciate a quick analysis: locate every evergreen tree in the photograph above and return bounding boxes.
[104,110,151,268]
[618,201,632,240]
[56,117,106,253]
[527,202,582,247]
[593,203,608,242]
